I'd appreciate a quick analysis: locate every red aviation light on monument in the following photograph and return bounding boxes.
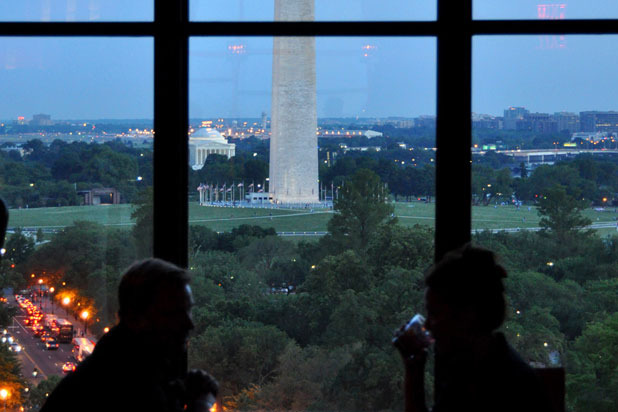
[227,44,246,54]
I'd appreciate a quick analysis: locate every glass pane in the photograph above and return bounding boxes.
[189,36,436,410]
[475,0,618,20]
[473,35,618,411]
[0,37,152,400]
[191,0,436,21]
[0,0,152,22]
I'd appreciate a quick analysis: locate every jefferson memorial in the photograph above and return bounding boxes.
[189,127,236,170]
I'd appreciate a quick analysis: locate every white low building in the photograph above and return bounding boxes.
[189,127,236,170]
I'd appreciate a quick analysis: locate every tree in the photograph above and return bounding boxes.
[4,229,35,265]
[538,184,591,244]
[188,323,292,398]
[567,313,618,412]
[25,375,62,411]
[520,161,528,179]
[328,169,395,251]
[0,346,26,409]
[131,187,153,258]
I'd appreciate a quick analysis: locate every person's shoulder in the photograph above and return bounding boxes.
[492,333,554,412]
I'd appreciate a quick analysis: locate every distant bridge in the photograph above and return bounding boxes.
[476,148,618,165]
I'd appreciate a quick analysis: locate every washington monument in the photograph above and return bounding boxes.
[269,0,319,204]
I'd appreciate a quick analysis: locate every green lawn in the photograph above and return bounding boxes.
[6,201,618,235]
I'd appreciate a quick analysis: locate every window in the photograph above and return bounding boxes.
[2,1,617,411]
[190,0,436,22]
[0,1,153,22]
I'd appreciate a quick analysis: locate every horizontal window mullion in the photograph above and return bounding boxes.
[3,20,615,38]
[473,19,618,35]
[187,21,439,37]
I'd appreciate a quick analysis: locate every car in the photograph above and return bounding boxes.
[62,362,76,374]
[45,339,59,350]
[9,342,22,352]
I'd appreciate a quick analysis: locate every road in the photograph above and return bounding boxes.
[6,295,75,386]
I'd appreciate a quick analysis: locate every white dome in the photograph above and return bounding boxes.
[191,127,227,143]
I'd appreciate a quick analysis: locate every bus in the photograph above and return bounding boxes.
[55,318,73,343]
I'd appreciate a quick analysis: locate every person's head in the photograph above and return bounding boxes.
[0,198,7,258]
[424,244,507,344]
[118,258,194,351]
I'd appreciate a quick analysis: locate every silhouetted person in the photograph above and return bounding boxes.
[395,244,552,412]
[41,258,218,412]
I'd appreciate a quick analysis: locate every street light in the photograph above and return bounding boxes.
[81,311,89,336]
[0,388,8,412]
[62,297,71,316]
[49,287,55,313]
[37,279,44,310]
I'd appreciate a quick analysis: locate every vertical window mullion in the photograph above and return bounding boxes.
[435,0,473,260]
[153,0,189,267]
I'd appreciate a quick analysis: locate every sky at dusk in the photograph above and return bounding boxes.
[2,1,618,120]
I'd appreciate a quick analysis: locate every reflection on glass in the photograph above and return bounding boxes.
[0,38,152,391]
[474,0,618,20]
[191,0,436,21]
[0,0,152,22]
[188,36,436,409]
[473,35,618,411]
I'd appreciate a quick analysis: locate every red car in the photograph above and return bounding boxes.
[62,362,76,373]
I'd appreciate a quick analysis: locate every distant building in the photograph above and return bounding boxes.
[78,188,120,205]
[31,114,54,126]
[580,111,618,133]
[189,127,236,170]
[554,112,579,133]
[503,107,529,130]
[571,131,609,142]
[522,112,558,133]
[414,115,436,129]
[472,113,502,129]
[376,117,415,128]
[246,192,274,204]
[318,129,383,138]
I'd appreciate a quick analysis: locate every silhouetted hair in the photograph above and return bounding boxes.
[425,244,507,334]
[118,258,190,320]
[0,198,7,250]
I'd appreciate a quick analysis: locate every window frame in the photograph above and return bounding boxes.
[1,0,615,264]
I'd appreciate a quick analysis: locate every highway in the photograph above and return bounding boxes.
[6,295,75,386]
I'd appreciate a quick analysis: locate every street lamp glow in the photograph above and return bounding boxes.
[81,311,89,321]
[62,297,71,306]
[0,389,7,400]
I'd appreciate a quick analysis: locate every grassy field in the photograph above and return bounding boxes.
[7,201,618,235]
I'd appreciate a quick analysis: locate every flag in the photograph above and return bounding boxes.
[238,183,243,187]
[258,188,264,193]
[226,188,232,192]
[248,183,254,188]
